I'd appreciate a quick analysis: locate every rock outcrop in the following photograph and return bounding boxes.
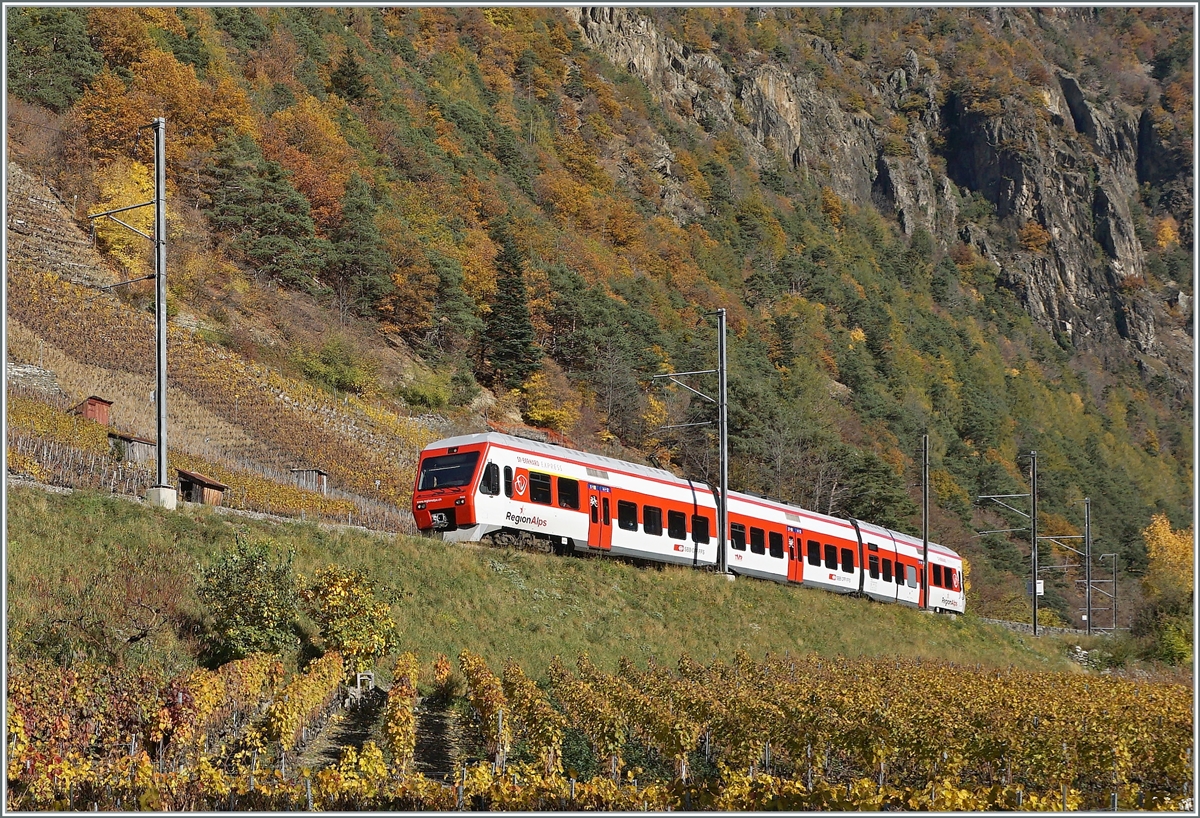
[569,7,1192,393]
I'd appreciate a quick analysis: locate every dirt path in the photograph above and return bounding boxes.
[413,696,468,781]
[283,689,471,780]
[292,687,386,771]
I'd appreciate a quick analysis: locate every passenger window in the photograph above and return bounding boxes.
[896,564,905,585]
[933,564,943,587]
[730,522,747,550]
[667,510,687,539]
[807,540,821,566]
[504,466,513,498]
[691,515,710,544]
[768,531,784,559]
[840,548,854,573]
[643,506,663,536]
[529,472,552,504]
[750,527,766,555]
[868,555,880,579]
[946,567,957,590]
[480,463,500,496]
[906,565,918,588]
[617,500,638,530]
[557,477,580,509]
[882,558,893,583]
[824,544,837,570]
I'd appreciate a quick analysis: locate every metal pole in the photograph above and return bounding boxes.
[1084,498,1092,636]
[153,117,168,489]
[1112,555,1117,631]
[1030,451,1038,637]
[921,434,929,610]
[717,308,728,575]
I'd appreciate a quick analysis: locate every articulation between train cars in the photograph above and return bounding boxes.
[412,432,965,613]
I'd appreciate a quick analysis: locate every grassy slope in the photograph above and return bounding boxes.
[5,483,1077,678]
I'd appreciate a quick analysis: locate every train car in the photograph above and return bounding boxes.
[923,540,966,613]
[725,492,863,594]
[723,492,795,583]
[853,519,904,604]
[412,432,718,567]
[412,433,965,613]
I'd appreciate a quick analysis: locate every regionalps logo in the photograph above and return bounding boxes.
[506,510,547,528]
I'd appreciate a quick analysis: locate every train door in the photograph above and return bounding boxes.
[787,526,804,583]
[586,483,612,550]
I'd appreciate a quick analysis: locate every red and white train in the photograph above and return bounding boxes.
[412,432,965,613]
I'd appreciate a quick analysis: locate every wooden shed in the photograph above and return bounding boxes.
[73,395,112,426]
[177,468,228,506]
[291,467,329,495]
[108,431,156,464]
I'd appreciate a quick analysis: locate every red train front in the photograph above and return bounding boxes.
[412,438,488,534]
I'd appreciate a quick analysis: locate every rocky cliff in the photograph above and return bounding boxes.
[569,7,1192,394]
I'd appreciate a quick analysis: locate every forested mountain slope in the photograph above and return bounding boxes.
[5,6,1193,632]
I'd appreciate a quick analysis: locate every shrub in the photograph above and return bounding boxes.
[1018,220,1052,253]
[198,537,298,662]
[300,565,399,673]
[399,378,448,409]
[296,336,376,394]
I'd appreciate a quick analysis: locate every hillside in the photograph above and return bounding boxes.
[4,482,1077,675]
[6,483,1194,811]
[5,6,1193,640]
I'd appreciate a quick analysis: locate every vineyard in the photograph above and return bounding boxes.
[7,648,1192,811]
[5,386,413,532]
[6,258,448,526]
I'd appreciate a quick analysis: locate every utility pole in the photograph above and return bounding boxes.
[1084,499,1092,635]
[1096,553,1119,631]
[652,308,729,574]
[716,308,728,576]
[977,450,1041,633]
[152,117,170,503]
[1030,451,1039,636]
[921,434,929,610]
[87,117,175,509]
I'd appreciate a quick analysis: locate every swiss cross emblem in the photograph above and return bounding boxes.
[514,474,528,495]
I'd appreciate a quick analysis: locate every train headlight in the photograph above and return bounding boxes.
[455,497,466,505]
[416,502,426,510]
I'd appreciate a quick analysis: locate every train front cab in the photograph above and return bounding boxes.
[412,438,490,539]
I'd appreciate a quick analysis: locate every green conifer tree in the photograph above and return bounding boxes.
[483,225,541,390]
[428,250,483,354]
[6,8,103,112]
[329,49,368,101]
[202,132,324,290]
[328,172,393,319]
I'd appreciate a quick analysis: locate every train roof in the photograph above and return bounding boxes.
[422,432,688,485]
[888,528,961,560]
[728,489,855,530]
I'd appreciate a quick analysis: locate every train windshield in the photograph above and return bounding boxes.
[417,451,480,490]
